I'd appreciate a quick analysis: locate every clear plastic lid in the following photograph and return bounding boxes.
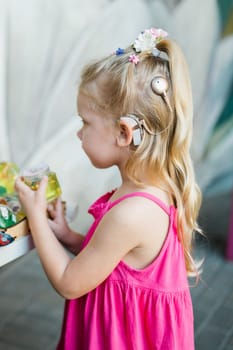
[20,163,50,179]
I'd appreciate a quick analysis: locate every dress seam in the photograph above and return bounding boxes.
[107,278,190,294]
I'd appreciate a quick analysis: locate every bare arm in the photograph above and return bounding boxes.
[15,177,168,300]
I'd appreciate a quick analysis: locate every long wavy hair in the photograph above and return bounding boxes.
[78,38,202,277]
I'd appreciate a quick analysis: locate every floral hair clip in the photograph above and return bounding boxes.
[133,27,168,53]
[127,27,168,65]
[114,27,168,65]
[128,54,140,65]
[115,48,125,55]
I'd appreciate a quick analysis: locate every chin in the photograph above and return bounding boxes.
[90,159,114,169]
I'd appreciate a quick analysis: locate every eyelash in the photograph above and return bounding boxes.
[78,116,87,125]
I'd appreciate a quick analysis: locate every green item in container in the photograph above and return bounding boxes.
[0,205,17,229]
[0,186,7,196]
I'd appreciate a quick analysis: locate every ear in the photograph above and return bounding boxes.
[116,119,133,147]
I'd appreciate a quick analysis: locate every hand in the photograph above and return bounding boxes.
[47,197,71,242]
[15,176,48,219]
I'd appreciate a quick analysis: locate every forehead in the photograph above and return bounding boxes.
[77,91,96,113]
[77,88,116,120]
[77,92,112,126]
[77,87,91,105]
[78,79,99,104]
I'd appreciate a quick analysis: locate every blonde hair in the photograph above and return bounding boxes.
[79,38,202,277]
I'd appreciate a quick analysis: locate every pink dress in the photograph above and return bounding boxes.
[57,191,194,350]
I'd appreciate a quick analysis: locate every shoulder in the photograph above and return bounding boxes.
[109,189,170,218]
[98,190,171,268]
[103,192,169,235]
[87,189,170,271]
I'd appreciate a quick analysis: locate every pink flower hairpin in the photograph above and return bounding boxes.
[128,54,140,65]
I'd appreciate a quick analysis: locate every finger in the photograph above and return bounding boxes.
[15,176,30,193]
[37,176,48,196]
[55,197,63,214]
[48,218,58,233]
[47,203,56,219]
[48,218,55,227]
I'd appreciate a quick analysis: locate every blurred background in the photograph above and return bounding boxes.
[0,0,232,232]
[0,0,233,349]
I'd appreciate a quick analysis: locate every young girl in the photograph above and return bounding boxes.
[15,27,202,350]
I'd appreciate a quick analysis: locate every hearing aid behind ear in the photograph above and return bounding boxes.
[151,76,172,112]
[120,116,142,146]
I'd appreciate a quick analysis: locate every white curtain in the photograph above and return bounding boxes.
[0,0,232,231]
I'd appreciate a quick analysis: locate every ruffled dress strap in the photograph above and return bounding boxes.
[84,190,177,249]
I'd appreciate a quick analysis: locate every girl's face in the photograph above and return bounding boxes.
[77,92,121,169]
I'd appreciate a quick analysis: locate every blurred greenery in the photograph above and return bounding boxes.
[214,80,233,129]
[211,1,233,139]
[218,0,233,34]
